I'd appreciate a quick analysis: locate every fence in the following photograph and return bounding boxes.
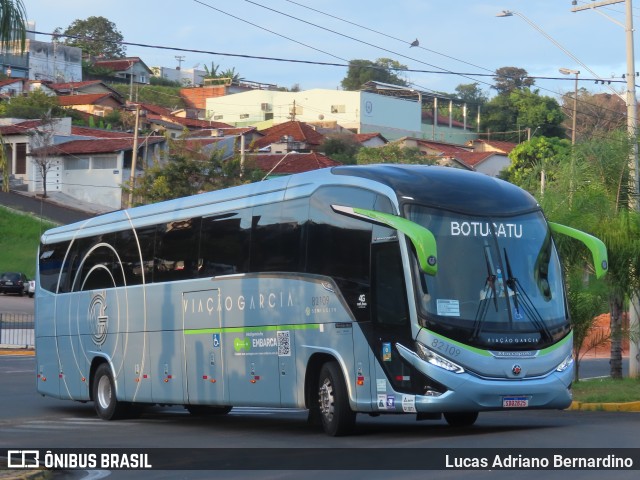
[0,313,34,348]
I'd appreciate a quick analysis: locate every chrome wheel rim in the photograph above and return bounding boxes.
[97,375,112,410]
[319,377,334,421]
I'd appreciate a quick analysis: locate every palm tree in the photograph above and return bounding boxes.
[0,0,27,52]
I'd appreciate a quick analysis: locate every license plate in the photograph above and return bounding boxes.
[5,281,13,286]
[503,396,529,408]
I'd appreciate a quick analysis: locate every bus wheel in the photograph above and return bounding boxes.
[444,411,478,427]
[318,361,355,436]
[186,405,232,415]
[93,363,127,420]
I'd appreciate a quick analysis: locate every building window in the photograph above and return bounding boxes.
[66,158,90,170]
[214,115,223,120]
[92,156,117,169]
[331,105,346,114]
[239,114,249,119]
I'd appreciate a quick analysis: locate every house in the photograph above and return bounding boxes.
[353,132,387,148]
[1,29,82,82]
[0,78,26,99]
[46,80,124,99]
[0,119,44,189]
[0,117,167,210]
[393,137,512,177]
[205,87,479,144]
[92,57,153,85]
[253,121,326,153]
[249,152,340,179]
[152,66,207,87]
[144,113,232,138]
[57,93,125,117]
[467,139,518,155]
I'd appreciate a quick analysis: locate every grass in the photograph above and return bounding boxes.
[2,203,640,404]
[0,205,56,278]
[572,377,640,404]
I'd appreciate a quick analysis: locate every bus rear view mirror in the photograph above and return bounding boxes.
[548,222,608,279]
[332,205,438,276]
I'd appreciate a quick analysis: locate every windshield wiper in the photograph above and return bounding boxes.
[472,244,498,340]
[502,248,552,341]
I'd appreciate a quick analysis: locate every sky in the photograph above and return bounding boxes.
[23,0,638,100]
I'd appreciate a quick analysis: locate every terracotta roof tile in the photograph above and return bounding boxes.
[57,93,124,106]
[0,120,42,135]
[250,152,340,175]
[30,137,164,156]
[254,121,325,149]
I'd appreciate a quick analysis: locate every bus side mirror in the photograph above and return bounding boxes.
[331,205,438,276]
[548,222,608,279]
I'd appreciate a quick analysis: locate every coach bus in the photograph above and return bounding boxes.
[34,165,607,436]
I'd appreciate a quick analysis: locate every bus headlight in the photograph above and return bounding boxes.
[416,342,465,374]
[556,354,574,372]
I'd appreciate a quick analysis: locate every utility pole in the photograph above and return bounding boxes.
[128,105,140,208]
[573,0,639,378]
[175,55,185,71]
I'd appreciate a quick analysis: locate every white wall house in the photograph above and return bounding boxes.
[151,66,207,87]
[1,39,82,82]
[205,89,425,140]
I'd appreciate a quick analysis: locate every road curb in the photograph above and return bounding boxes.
[569,400,640,412]
[0,348,34,356]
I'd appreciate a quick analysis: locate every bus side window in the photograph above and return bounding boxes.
[199,210,251,276]
[250,199,307,273]
[154,218,201,283]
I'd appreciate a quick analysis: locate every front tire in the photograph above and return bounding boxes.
[444,411,478,427]
[318,361,355,436]
[93,363,128,420]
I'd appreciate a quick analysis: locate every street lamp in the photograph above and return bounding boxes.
[559,68,580,145]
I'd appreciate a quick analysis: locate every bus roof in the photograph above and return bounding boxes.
[41,165,540,244]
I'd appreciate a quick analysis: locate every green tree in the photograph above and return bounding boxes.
[522,130,640,379]
[483,89,565,141]
[126,137,257,205]
[0,0,27,51]
[455,82,488,106]
[565,270,608,381]
[493,66,535,96]
[57,16,126,58]
[356,143,430,165]
[320,134,361,165]
[0,89,63,118]
[341,58,408,91]
[504,136,571,192]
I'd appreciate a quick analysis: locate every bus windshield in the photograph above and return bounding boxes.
[406,205,568,350]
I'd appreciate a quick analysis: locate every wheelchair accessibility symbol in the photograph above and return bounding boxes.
[212,334,220,348]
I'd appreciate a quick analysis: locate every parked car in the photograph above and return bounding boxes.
[0,272,29,296]
[28,279,36,298]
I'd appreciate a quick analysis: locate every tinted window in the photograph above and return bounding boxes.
[113,226,156,286]
[199,210,251,276]
[155,218,201,283]
[250,199,307,273]
[307,187,375,317]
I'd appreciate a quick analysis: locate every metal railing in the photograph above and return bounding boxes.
[0,313,34,348]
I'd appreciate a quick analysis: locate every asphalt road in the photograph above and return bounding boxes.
[0,191,93,225]
[0,354,639,480]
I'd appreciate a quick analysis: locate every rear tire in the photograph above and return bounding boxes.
[444,411,478,427]
[93,363,128,420]
[318,361,355,436]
